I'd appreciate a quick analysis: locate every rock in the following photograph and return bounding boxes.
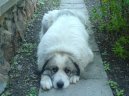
[0,74,8,94]
[0,59,10,94]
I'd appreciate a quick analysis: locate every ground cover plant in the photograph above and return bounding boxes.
[90,0,129,95]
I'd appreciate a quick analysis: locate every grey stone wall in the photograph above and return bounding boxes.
[0,0,38,94]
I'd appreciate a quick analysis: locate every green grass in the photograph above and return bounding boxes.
[108,80,125,96]
[90,0,129,60]
[112,36,129,59]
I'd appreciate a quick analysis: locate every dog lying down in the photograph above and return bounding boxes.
[37,9,94,90]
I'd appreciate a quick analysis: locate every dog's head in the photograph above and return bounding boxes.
[40,53,80,89]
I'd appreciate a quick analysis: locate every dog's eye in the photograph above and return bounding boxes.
[52,67,58,73]
[64,68,71,74]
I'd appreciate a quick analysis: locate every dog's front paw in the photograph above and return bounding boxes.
[70,75,80,84]
[40,75,52,90]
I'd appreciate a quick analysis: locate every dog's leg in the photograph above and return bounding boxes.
[40,75,52,90]
[70,75,80,84]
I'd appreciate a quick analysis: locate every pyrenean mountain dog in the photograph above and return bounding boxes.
[37,9,93,90]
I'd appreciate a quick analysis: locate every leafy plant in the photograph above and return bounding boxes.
[108,80,125,96]
[91,0,129,60]
[125,0,129,4]
[113,36,129,59]
[116,89,124,96]
[91,0,128,32]
[108,80,118,89]
[104,62,110,71]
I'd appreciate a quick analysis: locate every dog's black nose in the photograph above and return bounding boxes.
[57,81,64,89]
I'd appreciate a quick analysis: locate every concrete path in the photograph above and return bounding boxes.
[38,0,113,96]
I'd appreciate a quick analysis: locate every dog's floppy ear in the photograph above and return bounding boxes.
[37,55,54,75]
[69,58,80,76]
[35,59,50,76]
[39,59,50,75]
[73,62,80,76]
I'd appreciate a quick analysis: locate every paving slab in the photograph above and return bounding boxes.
[39,79,113,96]
[38,0,113,96]
[89,34,99,52]
[60,0,86,10]
[60,3,86,9]
[60,0,85,4]
[81,52,107,79]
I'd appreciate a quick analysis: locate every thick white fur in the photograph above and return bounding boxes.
[39,9,92,40]
[37,9,94,73]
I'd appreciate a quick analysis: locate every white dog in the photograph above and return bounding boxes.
[37,9,94,90]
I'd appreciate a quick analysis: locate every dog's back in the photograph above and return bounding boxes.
[42,14,89,45]
[37,11,93,72]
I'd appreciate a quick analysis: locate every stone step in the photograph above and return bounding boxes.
[60,0,85,4]
[60,0,86,10]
